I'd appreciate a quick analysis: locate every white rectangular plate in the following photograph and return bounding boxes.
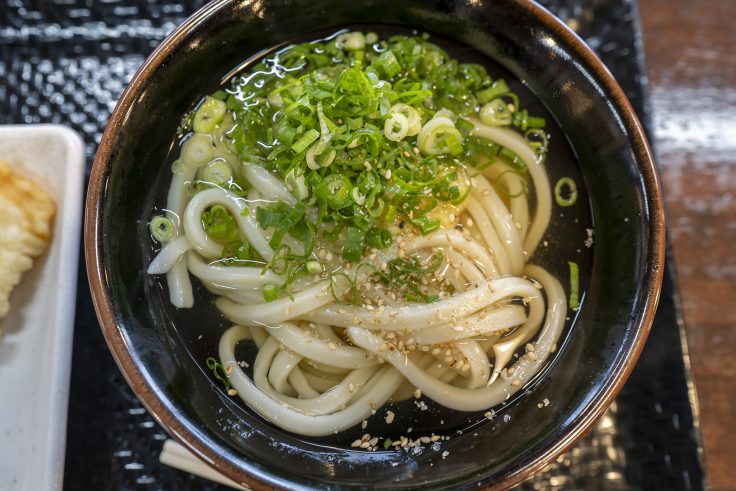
[0,125,85,491]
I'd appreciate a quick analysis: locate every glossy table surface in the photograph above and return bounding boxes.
[639,1,736,490]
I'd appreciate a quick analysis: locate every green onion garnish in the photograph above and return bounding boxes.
[315,175,353,210]
[149,215,176,243]
[202,159,233,185]
[366,227,392,249]
[568,261,580,310]
[263,283,280,302]
[410,217,441,235]
[202,205,239,242]
[291,128,320,153]
[383,438,393,450]
[341,227,366,262]
[476,79,510,104]
[554,177,578,207]
[200,31,551,305]
[193,96,227,133]
[480,98,513,126]
[181,133,214,166]
[206,357,232,391]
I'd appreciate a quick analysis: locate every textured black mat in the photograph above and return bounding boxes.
[0,1,705,489]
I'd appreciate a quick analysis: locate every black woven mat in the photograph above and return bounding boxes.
[0,1,705,489]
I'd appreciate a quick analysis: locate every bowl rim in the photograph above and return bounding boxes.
[84,0,666,488]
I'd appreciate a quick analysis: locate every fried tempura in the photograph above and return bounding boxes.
[0,161,56,322]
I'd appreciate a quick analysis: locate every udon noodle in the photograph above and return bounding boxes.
[147,31,568,437]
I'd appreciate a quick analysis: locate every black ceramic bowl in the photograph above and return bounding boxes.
[86,0,665,488]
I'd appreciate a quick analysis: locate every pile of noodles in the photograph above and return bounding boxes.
[148,120,565,437]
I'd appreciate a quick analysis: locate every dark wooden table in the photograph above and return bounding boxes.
[639,1,736,490]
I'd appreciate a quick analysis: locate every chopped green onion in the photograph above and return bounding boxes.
[306,144,336,170]
[568,261,579,310]
[263,283,280,302]
[193,96,227,133]
[346,116,363,130]
[188,32,551,301]
[455,117,474,137]
[410,217,441,235]
[383,438,393,450]
[182,133,214,166]
[341,227,366,262]
[336,32,366,51]
[499,147,526,173]
[525,128,549,160]
[221,241,255,265]
[367,197,385,217]
[351,187,366,205]
[416,117,463,155]
[384,204,397,225]
[149,215,176,243]
[315,175,353,210]
[384,112,410,141]
[554,177,578,207]
[513,109,546,131]
[306,260,323,274]
[389,103,422,136]
[476,79,510,104]
[366,227,392,249]
[267,91,284,107]
[375,49,402,78]
[202,205,239,242]
[206,357,231,391]
[285,170,309,200]
[291,128,320,153]
[202,159,232,185]
[480,98,513,126]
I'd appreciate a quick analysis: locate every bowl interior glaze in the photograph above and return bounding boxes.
[86,0,664,489]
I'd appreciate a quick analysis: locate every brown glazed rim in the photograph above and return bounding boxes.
[84,0,666,489]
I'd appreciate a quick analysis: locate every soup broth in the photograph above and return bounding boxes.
[144,26,593,448]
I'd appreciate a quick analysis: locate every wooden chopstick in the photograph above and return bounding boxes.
[159,439,250,489]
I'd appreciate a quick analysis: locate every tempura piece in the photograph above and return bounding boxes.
[0,161,56,322]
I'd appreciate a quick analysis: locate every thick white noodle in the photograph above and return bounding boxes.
[166,255,193,308]
[468,120,552,257]
[148,236,191,275]
[241,164,297,205]
[183,187,274,260]
[149,117,569,436]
